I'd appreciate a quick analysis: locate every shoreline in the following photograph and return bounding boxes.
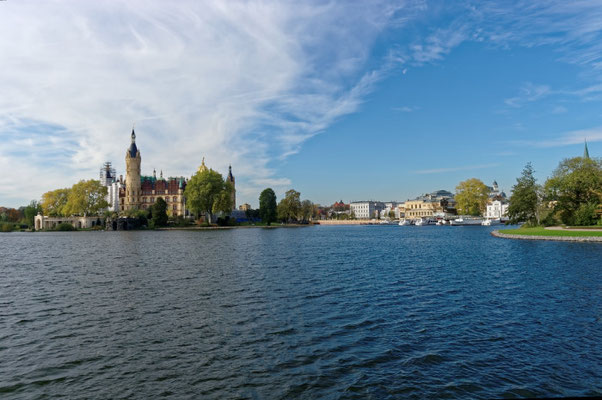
[491,230,602,243]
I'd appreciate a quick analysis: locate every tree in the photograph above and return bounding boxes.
[259,188,277,225]
[544,156,602,225]
[300,199,313,222]
[277,189,301,222]
[455,178,489,216]
[41,188,71,216]
[184,167,233,224]
[151,197,168,227]
[63,180,109,216]
[507,163,540,225]
[24,200,42,227]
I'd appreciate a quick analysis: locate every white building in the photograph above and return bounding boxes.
[35,214,105,230]
[486,200,509,219]
[100,162,122,212]
[350,201,385,219]
[382,202,401,219]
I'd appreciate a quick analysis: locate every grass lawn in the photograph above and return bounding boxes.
[499,227,602,237]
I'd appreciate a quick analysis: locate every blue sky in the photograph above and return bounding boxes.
[1,1,601,208]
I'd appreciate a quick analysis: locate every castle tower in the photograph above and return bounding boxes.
[227,165,236,210]
[124,128,141,211]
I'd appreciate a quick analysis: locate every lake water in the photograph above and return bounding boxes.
[1,226,601,399]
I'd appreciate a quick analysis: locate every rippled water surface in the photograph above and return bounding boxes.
[1,226,601,399]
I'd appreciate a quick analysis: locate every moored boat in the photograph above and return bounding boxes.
[450,217,484,226]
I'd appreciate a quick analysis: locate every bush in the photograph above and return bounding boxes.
[56,223,76,231]
[540,210,559,227]
[170,215,191,227]
[574,203,598,226]
[0,223,14,232]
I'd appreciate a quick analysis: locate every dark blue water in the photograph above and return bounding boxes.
[1,226,601,399]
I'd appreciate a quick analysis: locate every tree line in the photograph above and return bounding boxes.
[506,155,602,226]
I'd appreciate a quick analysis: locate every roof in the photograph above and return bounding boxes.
[128,129,138,158]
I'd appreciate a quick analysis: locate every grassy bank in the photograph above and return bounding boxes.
[499,227,602,237]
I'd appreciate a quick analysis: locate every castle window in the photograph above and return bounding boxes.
[173,197,177,202]
[150,197,154,203]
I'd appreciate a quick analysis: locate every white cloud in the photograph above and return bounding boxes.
[511,126,602,148]
[0,0,415,207]
[504,82,552,107]
[393,106,419,112]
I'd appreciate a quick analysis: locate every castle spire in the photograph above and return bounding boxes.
[198,157,208,173]
[584,139,590,159]
[128,126,138,158]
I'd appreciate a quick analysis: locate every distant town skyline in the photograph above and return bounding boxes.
[1,1,601,208]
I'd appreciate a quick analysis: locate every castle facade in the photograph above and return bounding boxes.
[119,129,235,217]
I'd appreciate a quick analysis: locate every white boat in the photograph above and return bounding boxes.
[398,219,411,226]
[436,219,448,225]
[481,218,501,226]
[415,218,434,226]
[450,217,484,226]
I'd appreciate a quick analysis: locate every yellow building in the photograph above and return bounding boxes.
[404,199,443,218]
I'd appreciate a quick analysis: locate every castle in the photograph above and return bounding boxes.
[114,128,235,216]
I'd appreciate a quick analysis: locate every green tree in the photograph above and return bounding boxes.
[277,189,301,223]
[544,156,602,225]
[151,197,168,227]
[455,178,489,216]
[41,188,71,216]
[63,180,109,216]
[184,167,233,224]
[259,188,277,225]
[300,199,313,222]
[24,200,42,227]
[507,163,540,225]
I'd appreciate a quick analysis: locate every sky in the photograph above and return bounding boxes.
[1,0,602,208]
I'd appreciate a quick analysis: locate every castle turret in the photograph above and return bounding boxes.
[124,128,141,211]
[227,164,236,210]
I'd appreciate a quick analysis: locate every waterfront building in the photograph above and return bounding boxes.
[382,202,401,219]
[120,129,235,216]
[100,162,122,212]
[239,203,251,211]
[350,201,384,219]
[486,200,509,219]
[487,180,507,199]
[121,129,188,216]
[34,214,104,230]
[404,190,456,219]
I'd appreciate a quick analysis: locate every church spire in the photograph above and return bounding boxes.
[584,139,590,159]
